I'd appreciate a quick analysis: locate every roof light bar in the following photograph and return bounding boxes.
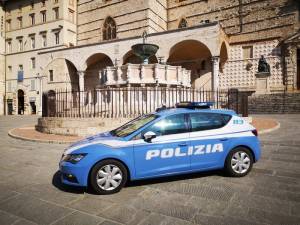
[175,102,214,109]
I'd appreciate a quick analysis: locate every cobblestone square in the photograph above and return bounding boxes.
[0,115,300,225]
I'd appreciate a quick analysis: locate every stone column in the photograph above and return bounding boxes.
[211,56,220,91]
[77,71,85,106]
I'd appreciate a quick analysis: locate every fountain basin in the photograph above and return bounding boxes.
[131,43,159,64]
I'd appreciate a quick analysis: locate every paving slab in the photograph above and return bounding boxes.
[0,195,73,225]
[51,211,104,225]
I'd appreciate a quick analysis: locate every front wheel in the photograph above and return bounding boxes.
[90,159,128,194]
[225,147,254,177]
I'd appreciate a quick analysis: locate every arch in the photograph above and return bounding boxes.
[103,16,117,41]
[178,18,188,28]
[122,50,158,65]
[167,40,212,89]
[219,42,228,73]
[43,58,79,91]
[17,89,25,115]
[84,53,114,90]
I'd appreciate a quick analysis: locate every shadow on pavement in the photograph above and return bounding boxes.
[52,171,86,194]
[52,169,224,195]
[126,169,224,188]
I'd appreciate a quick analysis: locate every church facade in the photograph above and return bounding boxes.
[0,0,299,115]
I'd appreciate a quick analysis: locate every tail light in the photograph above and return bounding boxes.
[252,129,258,136]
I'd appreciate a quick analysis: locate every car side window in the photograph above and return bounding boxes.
[189,113,231,132]
[141,114,189,137]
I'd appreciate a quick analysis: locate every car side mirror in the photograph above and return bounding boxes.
[143,131,157,142]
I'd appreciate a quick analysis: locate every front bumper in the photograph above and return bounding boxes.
[59,161,89,187]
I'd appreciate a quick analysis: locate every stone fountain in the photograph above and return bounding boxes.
[100,31,191,87]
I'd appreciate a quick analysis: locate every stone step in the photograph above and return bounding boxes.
[248,93,300,114]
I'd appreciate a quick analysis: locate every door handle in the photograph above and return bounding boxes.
[220,138,228,141]
[178,142,188,147]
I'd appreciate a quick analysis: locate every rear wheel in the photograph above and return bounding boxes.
[90,159,128,194]
[225,147,253,177]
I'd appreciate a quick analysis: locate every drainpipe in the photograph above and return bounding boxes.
[3,3,6,115]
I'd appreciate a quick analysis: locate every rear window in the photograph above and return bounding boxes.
[189,113,231,132]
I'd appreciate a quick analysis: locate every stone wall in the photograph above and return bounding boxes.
[77,0,152,45]
[220,39,284,91]
[168,0,299,44]
[36,117,132,137]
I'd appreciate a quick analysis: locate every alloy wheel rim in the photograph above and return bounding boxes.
[231,151,251,174]
[96,164,123,191]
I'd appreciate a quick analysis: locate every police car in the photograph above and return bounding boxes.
[59,102,260,194]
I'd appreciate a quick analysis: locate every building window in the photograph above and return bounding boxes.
[8,66,12,73]
[54,0,59,4]
[42,34,47,47]
[41,0,46,7]
[31,57,36,69]
[6,20,11,31]
[18,39,23,52]
[178,18,188,28]
[18,5,22,12]
[53,7,59,20]
[103,17,116,41]
[31,36,36,49]
[18,65,24,82]
[31,1,34,9]
[31,79,36,91]
[68,9,75,23]
[49,70,54,81]
[30,14,35,25]
[17,17,23,29]
[41,11,47,23]
[243,46,253,59]
[7,41,12,53]
[55,32,60,45]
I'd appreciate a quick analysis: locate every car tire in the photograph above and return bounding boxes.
[225,147,254,177]
[90,159,128,194]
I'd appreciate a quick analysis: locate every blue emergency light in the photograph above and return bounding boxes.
[175,102,214,109]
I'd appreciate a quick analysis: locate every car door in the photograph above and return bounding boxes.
[133,113,190,178]
[188,112,231,170]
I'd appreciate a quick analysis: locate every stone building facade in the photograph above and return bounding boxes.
[0,4,5,115]
[0,0,299,115]
[1,0,77,115]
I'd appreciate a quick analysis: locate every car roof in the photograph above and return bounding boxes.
[154,108,237,117]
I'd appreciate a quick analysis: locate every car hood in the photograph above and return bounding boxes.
[65,132,124,154]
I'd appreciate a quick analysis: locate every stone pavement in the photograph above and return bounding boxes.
[0,115,299,225]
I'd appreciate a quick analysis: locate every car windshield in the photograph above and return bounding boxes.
[110,114,158,137]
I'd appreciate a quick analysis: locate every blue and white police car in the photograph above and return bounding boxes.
[59,102,260,194]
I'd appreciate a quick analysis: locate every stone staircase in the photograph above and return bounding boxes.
[248,92,300,114]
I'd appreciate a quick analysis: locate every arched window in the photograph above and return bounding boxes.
[103,17,116,40]
[178,18,188,28]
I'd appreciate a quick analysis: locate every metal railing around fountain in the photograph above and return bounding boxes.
[42,87,246,118]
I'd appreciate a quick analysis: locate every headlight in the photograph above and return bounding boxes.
[62,153,87,164]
